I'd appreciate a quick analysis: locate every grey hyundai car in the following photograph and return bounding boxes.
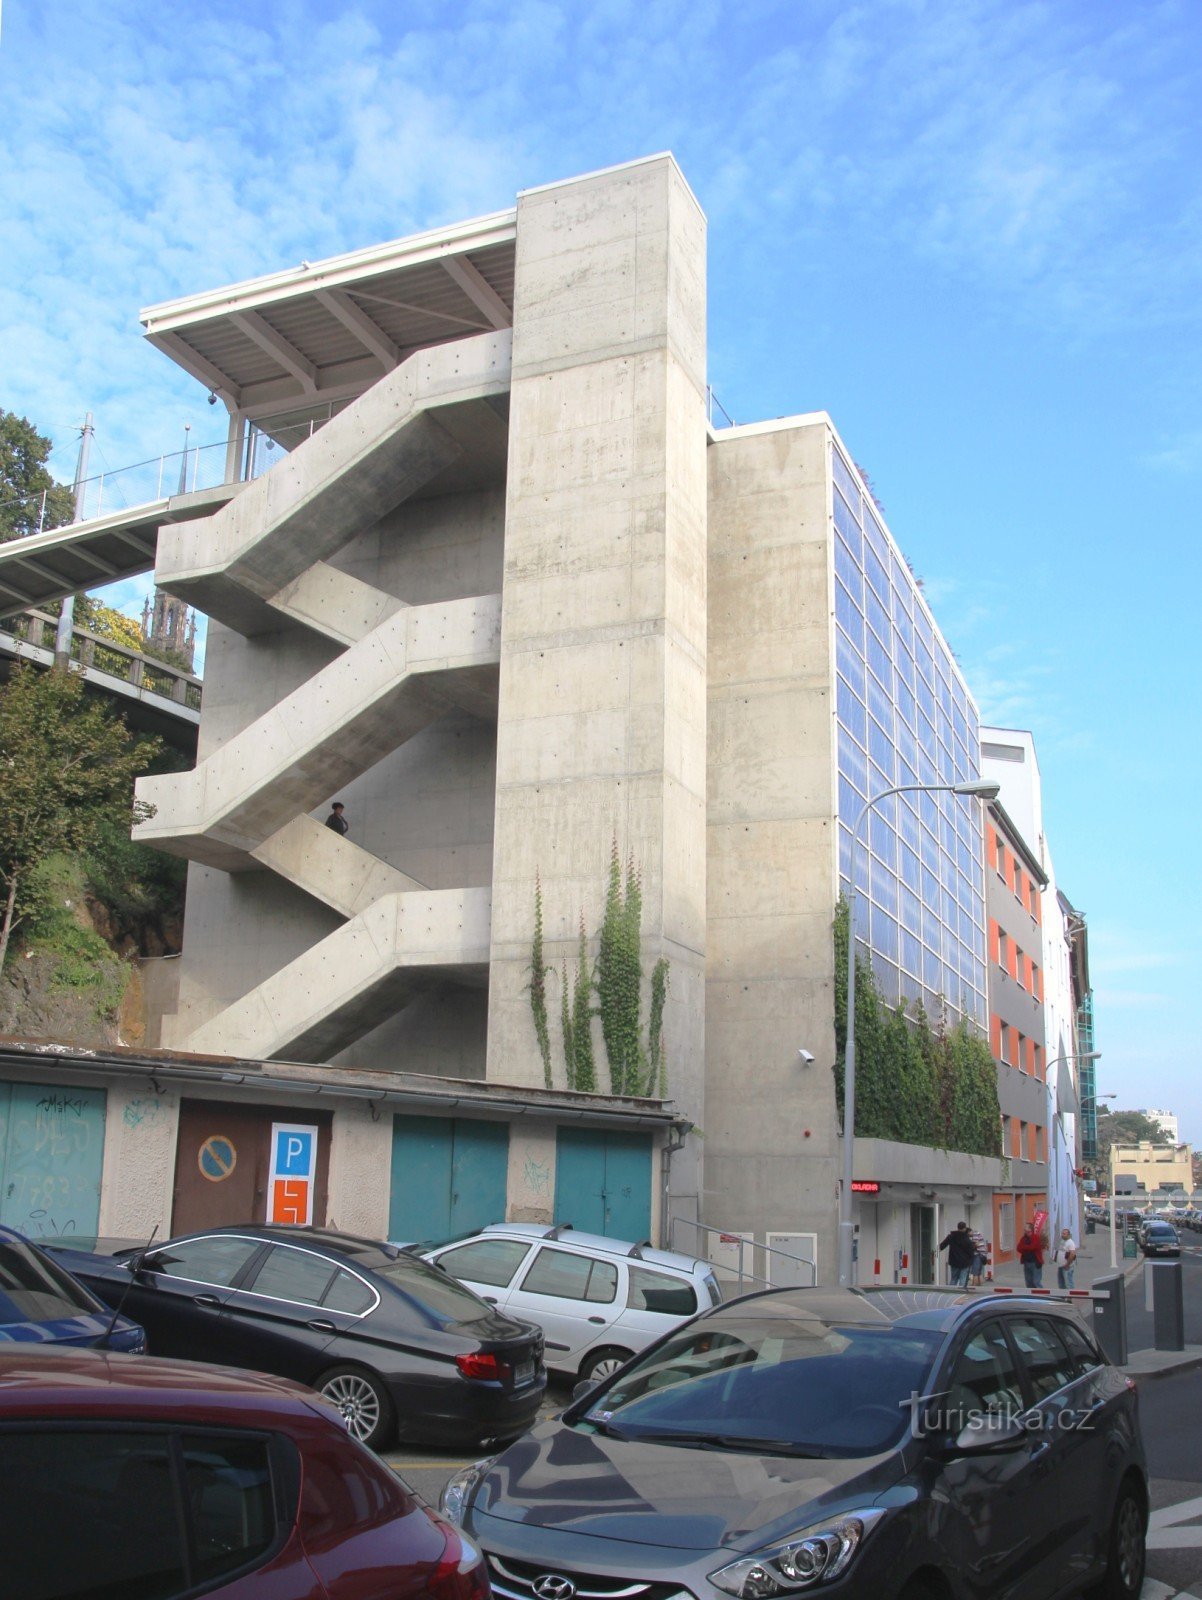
[442,1286,1147,1600]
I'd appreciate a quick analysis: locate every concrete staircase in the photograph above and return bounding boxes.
[185,887,491,1062]
[143,332,508,1058]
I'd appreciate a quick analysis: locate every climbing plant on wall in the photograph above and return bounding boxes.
[833,898,1001,1158]
[529,873,553,1089]
[529,840,669,1097]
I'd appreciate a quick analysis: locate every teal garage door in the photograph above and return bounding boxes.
[554,1128,652,1241]
[0,1083,107,1239]
[389,1115,509,1244]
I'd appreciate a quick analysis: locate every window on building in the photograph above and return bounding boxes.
[1015,947,1025,989]
[997,929,1009,971]
[1015,1031,1026,1071]
[998,1201,1016,1253]
[1033,1043,1043,1080]
[1019,1120,1029,1159]
[999,1022,1011,1065]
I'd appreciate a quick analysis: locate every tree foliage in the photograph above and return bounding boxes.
[0,410,74,543]
[0,666,160,977]
[833,898,1001,1158]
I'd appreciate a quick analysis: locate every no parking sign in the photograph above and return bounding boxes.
[267,1123,318,1226]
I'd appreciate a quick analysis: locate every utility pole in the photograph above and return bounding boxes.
[52,411,94,672]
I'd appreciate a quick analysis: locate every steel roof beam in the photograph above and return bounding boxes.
[147,332,242,406]
[315,288,400,371]
[442,256,512,330]
[232,311,318,395]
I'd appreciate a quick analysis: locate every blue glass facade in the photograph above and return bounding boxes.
[832,443,987,1025]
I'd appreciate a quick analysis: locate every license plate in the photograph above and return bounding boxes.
[514,1360,535,1386]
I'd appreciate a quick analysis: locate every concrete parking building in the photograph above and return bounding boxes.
[2,155,1014,1275]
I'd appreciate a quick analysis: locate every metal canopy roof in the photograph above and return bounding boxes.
[141,208,518,421]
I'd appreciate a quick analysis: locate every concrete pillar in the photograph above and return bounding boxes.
[486,156,709,1156]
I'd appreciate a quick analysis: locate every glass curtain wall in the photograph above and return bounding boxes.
[832,443,987,1026]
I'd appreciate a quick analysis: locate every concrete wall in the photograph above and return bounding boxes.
[704,418,840,1279]
[485,155,710,1198]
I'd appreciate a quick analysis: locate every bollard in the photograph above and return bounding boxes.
[1092,1271,1128,1367]
[1151,1261,1185,1353]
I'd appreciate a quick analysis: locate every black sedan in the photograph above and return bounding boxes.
[1141,1221,1181,1257]
[50,1224,545,1450]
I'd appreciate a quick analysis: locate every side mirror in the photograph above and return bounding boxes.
[572,1378,599,1403]
[945,1412,1029,1456]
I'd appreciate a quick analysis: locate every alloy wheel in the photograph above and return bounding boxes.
[1115,1495,1145,1594]
[322,1372,382,1443]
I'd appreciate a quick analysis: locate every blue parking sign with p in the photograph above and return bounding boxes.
[275,1126,314,1176]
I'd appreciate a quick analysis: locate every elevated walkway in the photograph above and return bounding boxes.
[0,610,201,751]
[184,887,491,1061]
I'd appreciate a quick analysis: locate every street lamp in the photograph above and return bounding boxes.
[839,777,1001,1288]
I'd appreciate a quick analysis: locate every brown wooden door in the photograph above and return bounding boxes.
[173,1103,269,1234]
[172,1102,333,1236]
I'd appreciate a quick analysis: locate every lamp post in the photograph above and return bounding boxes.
[839,778,1001,1288]
[1073,1085,1118,1266]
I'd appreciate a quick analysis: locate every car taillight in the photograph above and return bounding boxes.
[427,1520,490,1600]
[456,1351,503,1381]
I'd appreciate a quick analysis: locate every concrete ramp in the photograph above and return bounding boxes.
[185,888,492,1061]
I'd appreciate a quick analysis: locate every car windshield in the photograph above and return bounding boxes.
[584,1317,942,1457]
[371,1256,494,1324]
[0,1237,98,1323]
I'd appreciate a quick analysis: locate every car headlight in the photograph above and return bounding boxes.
[709,1508,886,1598]
[439,1456,497,1526]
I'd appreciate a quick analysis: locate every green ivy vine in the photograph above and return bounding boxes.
[529,839,668,1097]
[833,898,1001,1158]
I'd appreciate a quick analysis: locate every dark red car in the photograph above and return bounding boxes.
[0,1347,489,1600]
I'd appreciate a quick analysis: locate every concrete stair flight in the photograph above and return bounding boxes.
[184,887,492,1061]
[135,594,500,871]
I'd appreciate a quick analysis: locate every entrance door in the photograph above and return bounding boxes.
[555,1129,652,1241]
[172,1103,331,1235]
[0,1084,107,1240]
[911,1203,936,1284]
[389,1116,509,1244]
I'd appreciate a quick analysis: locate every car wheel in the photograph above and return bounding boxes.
[580,1346,634,1383]
[1088,1480,1147,1600]
[318,1365,394,1451]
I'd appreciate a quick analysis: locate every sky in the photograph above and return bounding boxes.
[1,0,1199,1140]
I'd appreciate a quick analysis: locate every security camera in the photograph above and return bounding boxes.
[798,1049,816,1066]
[207,391,218,406]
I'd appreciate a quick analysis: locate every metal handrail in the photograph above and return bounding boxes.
[670,1216,817,1289]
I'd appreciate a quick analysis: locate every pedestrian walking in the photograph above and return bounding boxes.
[939,1221,976,1288]
[325,801,349,836]
[969,1229,988,1287]
[1017,1224,1045,1288]
[1053,1227,1078,1290]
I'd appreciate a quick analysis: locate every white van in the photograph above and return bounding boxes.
[423,1223,721,1381]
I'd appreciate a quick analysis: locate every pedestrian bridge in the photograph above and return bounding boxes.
[0,609,201,751]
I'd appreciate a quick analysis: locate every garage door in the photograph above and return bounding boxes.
[0,1083,106,1240]
[389,1116,509,1244]
[554,1128,652,1242]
